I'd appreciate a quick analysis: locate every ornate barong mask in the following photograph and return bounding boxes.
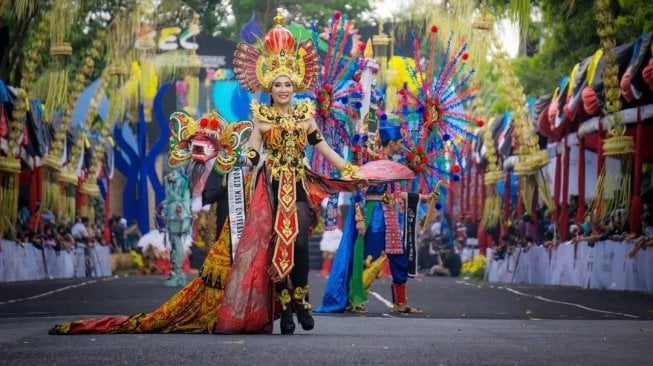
[233,13,320,93]
[168,110,253,174]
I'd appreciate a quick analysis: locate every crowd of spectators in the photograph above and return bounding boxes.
[415,191,653,276]
[2,200,142,279]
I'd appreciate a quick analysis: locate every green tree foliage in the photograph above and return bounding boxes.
[508,0,653,97]
[1,0,231,84]
[614,0,653,42]
[182,0,225,35]
[512,0,599,96]
[478,62,514,115]
[222,0,373,40]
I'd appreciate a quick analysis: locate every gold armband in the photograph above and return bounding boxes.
[244,146,260,166]
[340,162,361,179]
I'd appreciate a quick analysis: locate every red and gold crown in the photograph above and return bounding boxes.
[233,13,320,93]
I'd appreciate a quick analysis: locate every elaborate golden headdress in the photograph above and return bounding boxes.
[233,13,320,93]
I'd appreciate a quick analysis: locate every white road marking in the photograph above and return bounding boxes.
[0,276,119,306]
[369,291,394,308]
[504,287,639,319]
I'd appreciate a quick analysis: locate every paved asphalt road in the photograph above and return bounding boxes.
[1,271,652,365]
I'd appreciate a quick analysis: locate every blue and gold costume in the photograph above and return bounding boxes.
[318,125,420,313]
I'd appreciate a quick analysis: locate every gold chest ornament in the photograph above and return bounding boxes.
[251,99,313,180]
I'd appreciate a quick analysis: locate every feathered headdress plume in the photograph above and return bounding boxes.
[305,11,367,177]
[395,26,482,196]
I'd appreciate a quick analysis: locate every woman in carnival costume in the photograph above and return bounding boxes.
[50,13,404,336]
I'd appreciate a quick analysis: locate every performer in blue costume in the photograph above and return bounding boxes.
[317,125,434,314]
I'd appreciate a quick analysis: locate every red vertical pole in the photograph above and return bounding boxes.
[502,170,511,235]
[630,105,643,233]
[30,165,42,213]
[553,145,562,230]
[597,117,605,177]
[576,135,586,224]
[447,177,454,216]
[463,163,474,214]
[560,136,570,240]
[460,170,466,218]
[596,118,605,218]
[473,167,480,222]
[477,175,487,256]
[76,177,85,214]
[517,175,523,218]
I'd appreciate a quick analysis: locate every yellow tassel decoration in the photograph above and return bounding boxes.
[587,0,635,223]
[481,117,502,230]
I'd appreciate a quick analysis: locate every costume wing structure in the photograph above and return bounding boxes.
[298,39,321,89]
[168,110,197,168]
[233,42,263,93]
[306,11,365,178]
[394,27,482,195]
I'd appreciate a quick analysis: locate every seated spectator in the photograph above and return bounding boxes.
[124,220,142,251]
[429,244,462,277]
[418,236,440,271]
[111,217,127,252]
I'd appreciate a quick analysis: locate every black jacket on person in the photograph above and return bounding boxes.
[443,252,462,277]
[202,169,230,234]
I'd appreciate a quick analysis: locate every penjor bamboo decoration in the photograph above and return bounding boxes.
[78,9,138,218]
[481,117,502,230]
[57,34,106,222]
[588,0,635,223]
[0,13,50,235]
[491,33,553,217]
[38,0,78,218]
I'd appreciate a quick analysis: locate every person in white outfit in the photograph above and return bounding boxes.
[319,193,350,277]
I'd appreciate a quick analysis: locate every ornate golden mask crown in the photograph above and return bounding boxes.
[168,110,253,174]
[233,13,319,93]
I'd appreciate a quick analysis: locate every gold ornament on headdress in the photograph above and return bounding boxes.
[233,12,320,93]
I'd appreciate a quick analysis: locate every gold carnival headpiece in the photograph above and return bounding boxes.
[233,13,320,93]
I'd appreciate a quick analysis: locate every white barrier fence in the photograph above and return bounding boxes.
[0,240,112,282]
[486,240,653,292]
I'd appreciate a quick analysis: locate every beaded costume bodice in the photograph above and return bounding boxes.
[251,99,313,181]
[250,99,315,279]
